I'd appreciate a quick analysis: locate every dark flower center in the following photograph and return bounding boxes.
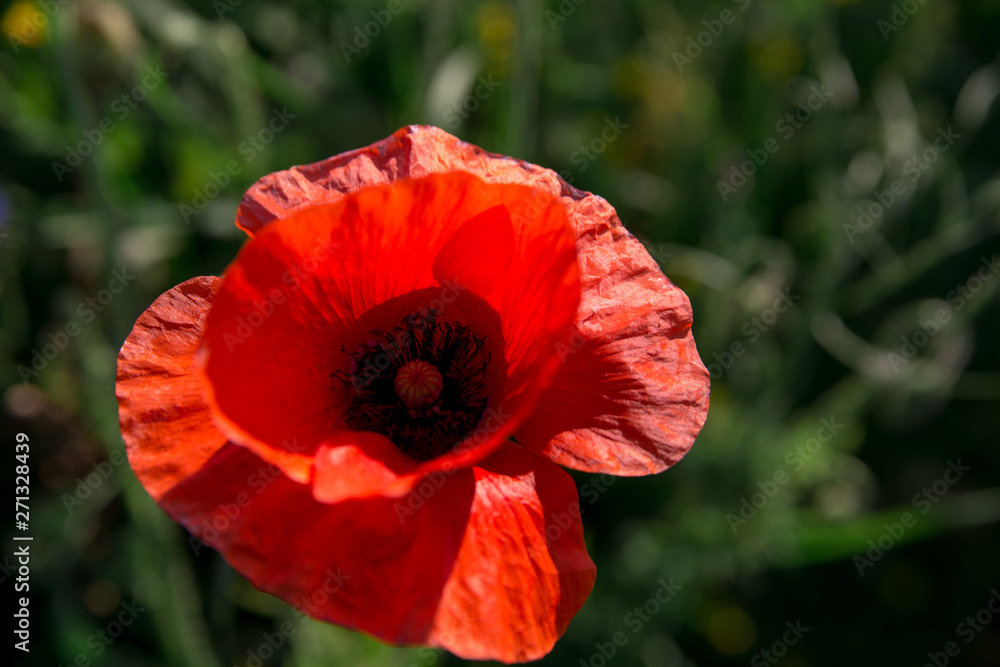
[333,309,491,460]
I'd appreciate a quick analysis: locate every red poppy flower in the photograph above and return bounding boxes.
[116,125,710,663]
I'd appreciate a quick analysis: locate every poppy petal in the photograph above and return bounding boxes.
[158,439,592,664]
[311,432,420,504]
[432,204,514,299]
[427,442,596,662]
[236,126,552,235]
[116,276,230,500]
[516,194,711,474]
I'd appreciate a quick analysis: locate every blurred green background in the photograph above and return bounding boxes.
[2,0,999,665]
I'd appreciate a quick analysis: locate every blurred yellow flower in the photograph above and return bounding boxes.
[477,1,514,61]
[753,39,803,84]
[2,1,47,49]
[707,606,757,655]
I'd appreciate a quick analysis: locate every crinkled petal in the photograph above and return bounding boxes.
[516,194,710,475]
[427,443,596,662]
[116,277,230,500]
